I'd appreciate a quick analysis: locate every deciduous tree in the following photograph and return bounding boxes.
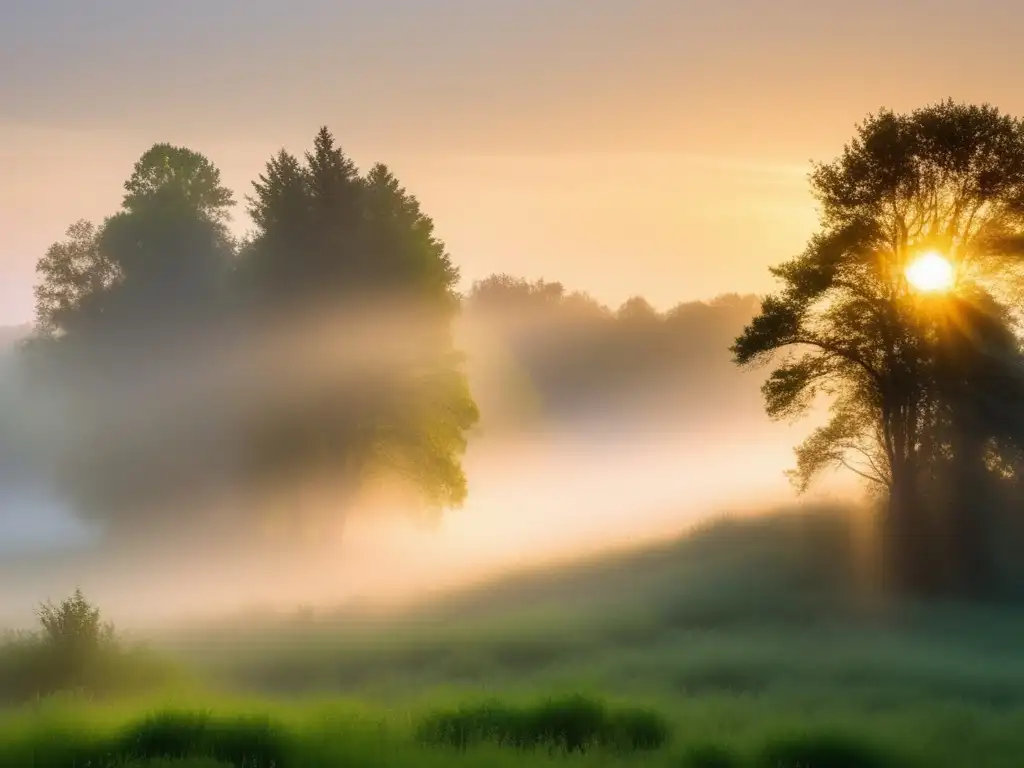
[733,100,1024,593]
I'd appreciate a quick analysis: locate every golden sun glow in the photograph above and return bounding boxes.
[905,251,955,293]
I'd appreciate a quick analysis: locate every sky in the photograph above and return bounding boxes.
[3,0,1024,324]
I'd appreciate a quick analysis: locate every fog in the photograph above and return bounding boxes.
[0,294,840,630]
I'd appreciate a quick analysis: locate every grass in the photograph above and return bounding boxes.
[3,505,1024,766]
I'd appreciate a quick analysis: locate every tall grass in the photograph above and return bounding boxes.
[3,506,1024,766]
[414,693,669,753]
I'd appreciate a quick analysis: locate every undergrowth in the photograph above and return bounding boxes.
[3,509,1024,766]
[414,693,670,752]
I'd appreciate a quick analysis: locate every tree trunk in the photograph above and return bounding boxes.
[948,426,992,595]
[884,460,934,595]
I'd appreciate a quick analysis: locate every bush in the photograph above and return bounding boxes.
[0,589,179,702]
[115,709,292,767]
[38,588,116,651]
[0,708,291,768]
[415,693,670,753]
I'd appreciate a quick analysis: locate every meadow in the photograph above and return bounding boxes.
[4,506,1024,767]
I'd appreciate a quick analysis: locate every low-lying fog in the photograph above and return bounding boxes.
[0,294,845,630]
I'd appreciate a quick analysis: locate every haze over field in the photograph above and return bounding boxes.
[2,0,1015,638]
[4,1,1016,627]
[6,5,1024,767]
[0,293,834,629]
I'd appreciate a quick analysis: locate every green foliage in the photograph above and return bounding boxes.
[0,590,178,702]
[114,710,291,767]
[6,512,1024,765]
[232,127,478,528]
[414,694,669,753]
[26,128,479,538]
[0,706,290,768]
[38,588,113,647]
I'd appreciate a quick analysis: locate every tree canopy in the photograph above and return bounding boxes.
[27,130,478,541]
[235,128,477,532]
[733,100,1024,593]
[19,103,1024,593]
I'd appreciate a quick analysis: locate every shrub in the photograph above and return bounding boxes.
[415,693,670,753]
[116,710,215,760]
[595,700,671,751]
[521,693,608,752]
[38,588,115,652]
[757,731,905,768]
[114,710,292,767]
[0,589,179,702]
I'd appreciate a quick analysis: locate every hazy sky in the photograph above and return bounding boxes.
[3,0,1024,324]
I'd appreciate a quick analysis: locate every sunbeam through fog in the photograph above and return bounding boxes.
[0,294,834,630]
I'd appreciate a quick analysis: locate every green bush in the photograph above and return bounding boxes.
[115,710,214,761]
[114,709,292,767]
[0,708,291,768]
[0,589,179,702]
[415,693,670,753]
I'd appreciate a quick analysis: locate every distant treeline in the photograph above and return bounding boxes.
[0,131,760,544]
[462,276,761,428]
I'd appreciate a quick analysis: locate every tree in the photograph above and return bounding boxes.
[236,127,479,535]
[35,589,117,693]
[38,588,115,656]
[123,143,235,221]
[30,144,237,532]
[32,220,116,339]
[732,101,1024,593]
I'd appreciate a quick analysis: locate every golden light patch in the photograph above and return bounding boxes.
[906,251,955,294]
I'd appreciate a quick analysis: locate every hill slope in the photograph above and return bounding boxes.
[167,506,1024,717]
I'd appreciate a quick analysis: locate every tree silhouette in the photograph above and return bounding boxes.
[733,101,1024,593]
[235,127,478,536]
[28,131,480,540]
[29,144,237,531]
[122,143,235,221]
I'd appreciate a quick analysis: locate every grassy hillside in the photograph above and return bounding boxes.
[4,506,1024,767]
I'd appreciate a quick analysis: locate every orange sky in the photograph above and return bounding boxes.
[3,0,1024,323]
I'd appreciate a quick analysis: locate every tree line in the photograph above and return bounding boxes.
[10,99,1024,596]
[10,129,762,547]
[23,129,478,541]
[462,276,762,430]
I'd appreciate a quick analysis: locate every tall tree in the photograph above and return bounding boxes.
[237,128,478,535]
[122,143,235,221]
[732,101,1024,593]
[30,144,237,532]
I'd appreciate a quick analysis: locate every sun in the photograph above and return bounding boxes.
[905,251,955,293]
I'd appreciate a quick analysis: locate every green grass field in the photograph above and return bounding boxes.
[4,506,1024,767]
